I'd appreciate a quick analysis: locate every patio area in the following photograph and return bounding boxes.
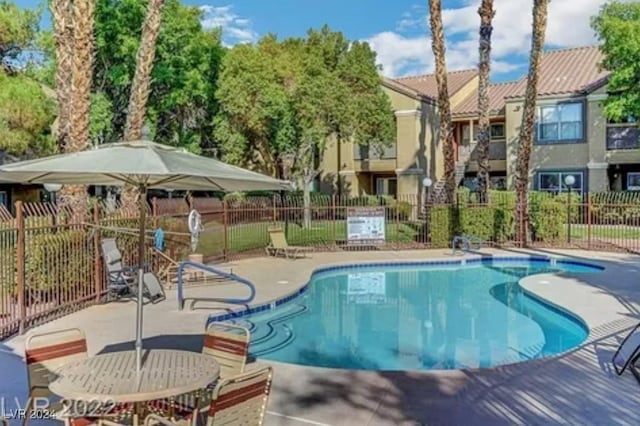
[2,248,640,425]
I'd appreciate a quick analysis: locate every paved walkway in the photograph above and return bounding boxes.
[2,248,640,425]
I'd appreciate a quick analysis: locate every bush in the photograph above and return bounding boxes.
[529,197,565,242]
[26,229,94,297]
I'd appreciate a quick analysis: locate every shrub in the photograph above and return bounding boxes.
[529,197,565,242]
[26,229,94,298]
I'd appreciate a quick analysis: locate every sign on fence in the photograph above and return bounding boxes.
[346,207,385,244]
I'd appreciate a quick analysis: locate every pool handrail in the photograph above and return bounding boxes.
[177,261,256,310]
[452,235,483,254]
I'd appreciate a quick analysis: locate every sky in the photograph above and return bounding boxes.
[17,0,609,83]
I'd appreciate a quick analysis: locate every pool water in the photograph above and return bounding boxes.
[237,259,600,371]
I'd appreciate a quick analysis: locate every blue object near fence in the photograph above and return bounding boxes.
[154,228,165,251]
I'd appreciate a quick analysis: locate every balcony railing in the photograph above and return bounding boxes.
[607,124,640,150]
[468,142,507,161]
[354,143,397,160]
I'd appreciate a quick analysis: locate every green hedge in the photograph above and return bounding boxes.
[427,191,570,246]
[26,229,94,296]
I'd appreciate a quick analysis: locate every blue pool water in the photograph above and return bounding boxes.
[237,259,601,371]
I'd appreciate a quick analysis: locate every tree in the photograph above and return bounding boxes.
[0,0,40,70]
[591,1,640,122]
[49,0,73,153]
[292,33,394,224]
[214,28,395,226]
[214,36,299,178]
[0,73,56,155]
[121,0,166,213]
[429,0,456,203]
[59,0,95,219]
[475,0,495,203]
[93,0,224,149]
[124,0,165,141]
[515,0,549,246]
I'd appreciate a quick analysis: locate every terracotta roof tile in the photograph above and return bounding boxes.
[507,46,609,98]
[452,81,521,117]
[394,69,478,99]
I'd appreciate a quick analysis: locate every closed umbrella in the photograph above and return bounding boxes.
[0,139,292,373]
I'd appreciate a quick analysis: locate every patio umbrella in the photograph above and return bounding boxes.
[0,139,292,374]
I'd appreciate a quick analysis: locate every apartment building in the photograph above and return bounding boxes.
[320,46,639,198]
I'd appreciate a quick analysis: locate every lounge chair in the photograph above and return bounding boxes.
[101,238,136,297]
[265,227,313,259]
[613,322,640,382]
[144,272,166,304]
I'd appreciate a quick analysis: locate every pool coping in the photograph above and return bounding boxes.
[205,253,603,332]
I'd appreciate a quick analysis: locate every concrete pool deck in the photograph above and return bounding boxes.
[2,248,640,425]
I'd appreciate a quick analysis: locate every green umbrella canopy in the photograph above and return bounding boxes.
[0,141,292,192]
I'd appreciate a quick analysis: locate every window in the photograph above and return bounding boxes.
[627,173,640,191]
[0,191,6,207]
[490,123,505,139]
[537,171,584,194]
[375,177,397,197]
[462,124,479,144]
[462,123,505,142]
[536,102,583,143]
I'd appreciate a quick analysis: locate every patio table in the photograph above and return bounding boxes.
[49,349,220,425]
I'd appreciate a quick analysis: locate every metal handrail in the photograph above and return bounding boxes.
[452,235,483,255]
[177,261,256,310]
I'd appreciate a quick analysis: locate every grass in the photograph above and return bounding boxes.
[567,224,640,239]
[197,220,421,257]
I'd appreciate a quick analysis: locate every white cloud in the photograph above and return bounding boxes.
[200,4,258,46]
[367,0,608,78]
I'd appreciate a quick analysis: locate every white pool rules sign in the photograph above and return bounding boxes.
[346,207,386,244]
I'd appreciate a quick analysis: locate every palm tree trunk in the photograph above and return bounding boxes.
[122,0,166,213]
[59,0,95,221]
[50,0,73,152]
[124,0,165,141]
[429,0,456,203]
[515,0,549,246]
[475,0,494,204]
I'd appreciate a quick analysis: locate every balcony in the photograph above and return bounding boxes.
[353,143,397,173]
[607,124,639,150]
[469,141,507,161]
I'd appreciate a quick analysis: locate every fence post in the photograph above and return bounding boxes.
[222,198,228,260]
[16,201,25,334]
[587,193,592,250]
[93,202,102,303]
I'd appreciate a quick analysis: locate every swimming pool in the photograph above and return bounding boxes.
[228,258,601,371]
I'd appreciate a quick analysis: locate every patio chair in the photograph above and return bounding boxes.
[101,238,136,297]
[206,366,273,426]
[24,328,129,426]
[265,227,313,259]
[613,322,640,383]
[203,322,251,378]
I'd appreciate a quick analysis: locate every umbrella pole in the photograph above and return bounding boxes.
[135,184,147,375]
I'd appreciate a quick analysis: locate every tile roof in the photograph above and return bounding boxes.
[452,81,521,117]
[393,69,478,99]
[507,46,609,98]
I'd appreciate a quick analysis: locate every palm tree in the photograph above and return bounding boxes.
[475,0,495,203]
[515,0,549,245]
[59,0,95,220]
[428,0,456,203]
[124,0,165,141]
[50,0,73,151]
[121,0,166,213]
